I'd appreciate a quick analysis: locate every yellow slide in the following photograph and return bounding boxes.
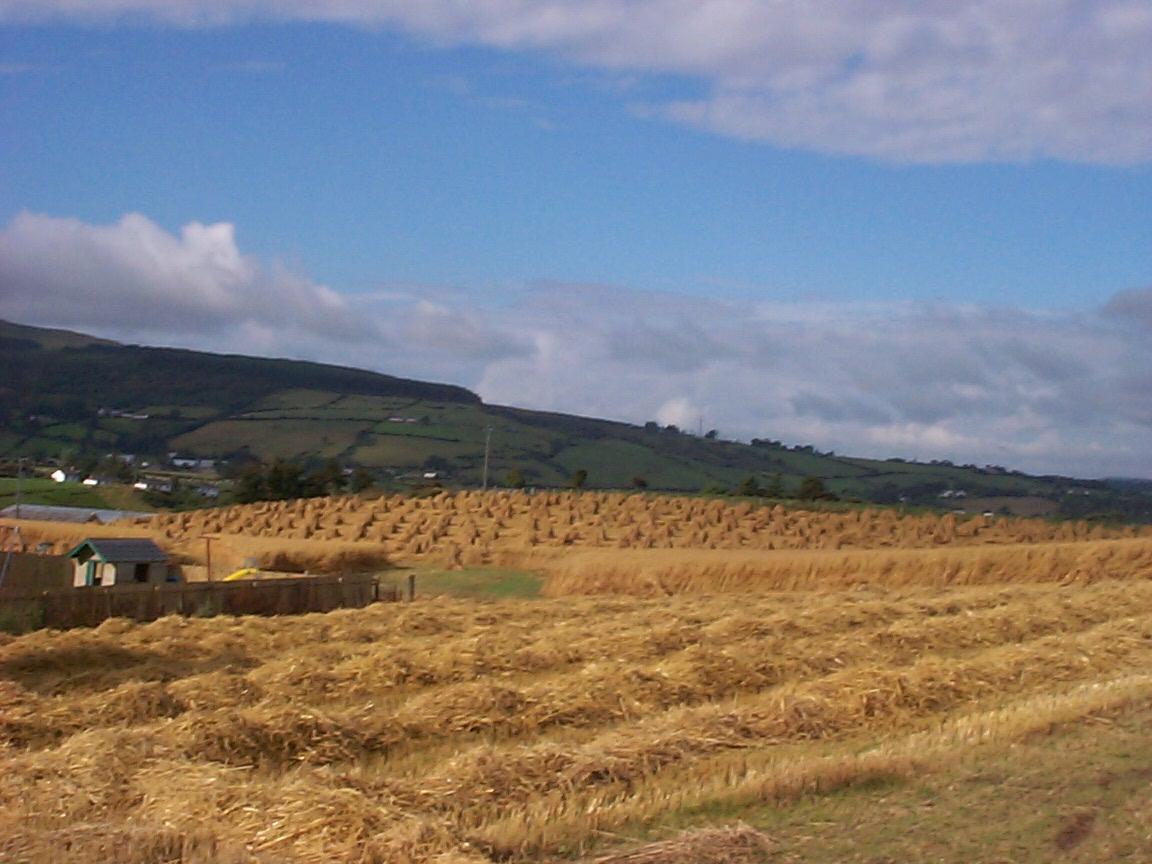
[222,567,260,582]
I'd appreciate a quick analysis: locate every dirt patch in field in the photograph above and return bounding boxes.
[1054,810,1096,851]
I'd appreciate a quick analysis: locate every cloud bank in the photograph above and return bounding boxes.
[2,1,1150,163]
[0,211,373,359]
[2,211,1148,478]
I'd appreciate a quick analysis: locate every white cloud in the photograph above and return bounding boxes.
[654,397,698,429]
[0,211,372,349]
[2,211,1149,478]
[470,287,1152,478]
[1,1,1149,163]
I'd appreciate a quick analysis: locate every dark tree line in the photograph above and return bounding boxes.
[233,458,374,503]
[734,474,837,501]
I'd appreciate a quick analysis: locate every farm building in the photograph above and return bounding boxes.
[67,538,172,587]
[0,504,152,524]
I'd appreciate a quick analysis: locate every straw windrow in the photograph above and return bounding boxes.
[3,493,1151,861]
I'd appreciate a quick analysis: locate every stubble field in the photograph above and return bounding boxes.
[2,492,1151,862]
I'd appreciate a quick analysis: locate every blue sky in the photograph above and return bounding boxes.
[1,2,1150,477]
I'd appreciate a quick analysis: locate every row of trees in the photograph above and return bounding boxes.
[733,474,837,501]
[502,467,595,490]
[643,421,719,439]
[233,458,374,504]
[500,466,832,500]
[211,455,836,506]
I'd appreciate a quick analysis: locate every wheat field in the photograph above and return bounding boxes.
[2,492,1152,861]
[7,491,1148,578]
[3,577,1152,861]
[539,537,1152,595]
[136,491,1147,567]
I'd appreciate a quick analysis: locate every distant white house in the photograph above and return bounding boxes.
[98,408,150,420]
[169,456,217,471]
[67,538,173,587]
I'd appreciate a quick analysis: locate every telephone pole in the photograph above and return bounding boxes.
[14,458,24,520]
[203,536,214,581]
[481,426,493,491]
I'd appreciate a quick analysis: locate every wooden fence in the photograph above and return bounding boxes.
[0,552,71,594]
[0,573,400,633]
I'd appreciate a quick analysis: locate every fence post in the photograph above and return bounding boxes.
[406,573,416,602]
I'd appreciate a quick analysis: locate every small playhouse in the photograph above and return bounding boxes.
[67,538,172,587]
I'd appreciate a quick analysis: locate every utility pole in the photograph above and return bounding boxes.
[14,458,24,520]
[481,426,493,491]
[0,525,20,590]
[204,535,214,581]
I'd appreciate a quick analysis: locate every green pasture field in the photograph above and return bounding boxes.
[140,405,221,420]
[6,437,93,460]
[550,439,733,490]
[246,389,345,412]
[350,434,480,468]
[842,455,1043,490]
[0,477,110,509]
[37,423,87,442]
[172,419,374,461]
[242,392,406,420]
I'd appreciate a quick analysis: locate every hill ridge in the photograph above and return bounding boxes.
[2,318,1150,521]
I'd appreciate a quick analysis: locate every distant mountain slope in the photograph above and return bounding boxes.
[0,322,478,410]
[2,318,1149,521]
[0,319,117,350]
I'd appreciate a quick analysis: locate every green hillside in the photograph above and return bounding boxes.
[2,319,1149,521]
